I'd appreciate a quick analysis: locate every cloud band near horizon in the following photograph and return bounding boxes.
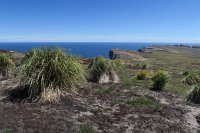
[0,35,200,43]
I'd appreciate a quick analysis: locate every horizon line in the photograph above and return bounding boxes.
[0,41,200,44]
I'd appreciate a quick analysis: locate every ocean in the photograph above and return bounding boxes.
[0,42,175,58]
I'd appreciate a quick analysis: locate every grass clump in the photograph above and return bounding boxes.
[136,70,152,80]
[126,97,161,109]
[89,57,119,82]
[151,70,169,91]
[0,54,15,78]
[182,72,200,85]
[110,59,125,71]
[18,48,85,102]
[77,126,96,133]
[137,71,147,80]
[187,84,200,104]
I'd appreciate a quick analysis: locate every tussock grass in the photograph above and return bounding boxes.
[89,57,122,82]
[0,54,15,78]
[187,84,200,104]
[18,48,85,102]
[182,72,200,85]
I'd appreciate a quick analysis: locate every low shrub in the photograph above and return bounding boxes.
[187,84,200,104]
[137,71,147,80]
[0,54,15,78]
[136,70,153,80]
[18,48,85,102]
[152,70,169,91]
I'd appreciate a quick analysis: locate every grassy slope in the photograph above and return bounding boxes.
[120,46,200,97]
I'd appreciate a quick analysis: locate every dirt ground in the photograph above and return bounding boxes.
[0,78,200,133]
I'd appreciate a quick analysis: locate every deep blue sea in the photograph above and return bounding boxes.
[0,42,177,58]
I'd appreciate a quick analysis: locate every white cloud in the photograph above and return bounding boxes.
[0,35,200,43]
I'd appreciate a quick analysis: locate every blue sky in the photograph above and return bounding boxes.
[0,0,200,42]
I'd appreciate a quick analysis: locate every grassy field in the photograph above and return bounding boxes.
[118,46,200,97]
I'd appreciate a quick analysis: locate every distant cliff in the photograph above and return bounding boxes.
[109,49,146,61]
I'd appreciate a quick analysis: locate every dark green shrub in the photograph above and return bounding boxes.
[18,48,85,102]
[0,54,15,78]
[187,84,200,104]
[152,70,169,91]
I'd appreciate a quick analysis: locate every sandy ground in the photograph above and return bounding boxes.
[0,78,200,133]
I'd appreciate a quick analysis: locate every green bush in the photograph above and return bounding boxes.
[182,72,200,85]
[152,70,169,91]
[89,57,117,82]
[187,84,200,104]
[0,54,15,78]
[18,48,85,102]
